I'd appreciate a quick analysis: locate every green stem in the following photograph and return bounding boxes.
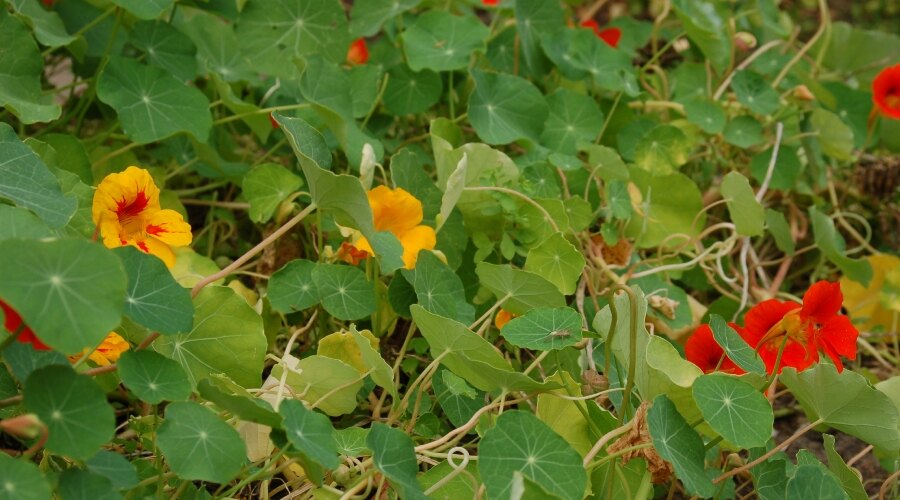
[0,325,25,352]
[214,103,311,126]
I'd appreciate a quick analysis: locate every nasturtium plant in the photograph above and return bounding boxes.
[0,1,897,498]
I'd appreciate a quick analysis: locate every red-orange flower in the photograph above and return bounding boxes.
[737,281,859,373]
[685,324,744,375]
[494,309,517,330]
[873,64,900,119]
[482,0,499,6]
[347,38,369,66]
[1,300,49,351]
[580,20,621,48]
[336,242,369,266]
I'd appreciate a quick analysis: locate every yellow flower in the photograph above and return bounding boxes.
[354,186,436,269]
[69,332,130,366]
[92,166,192,268]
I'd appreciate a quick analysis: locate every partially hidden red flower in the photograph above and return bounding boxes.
[1,300,50,351]
[336,242,369,266]
[737,281,859,374]
[685,324,745,375]
[873,64,900,120]
[580,20,621,48]
[482,0,499,6]
[347,38,369,66]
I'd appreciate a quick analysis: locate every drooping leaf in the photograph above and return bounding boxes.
[367,423,428,500]
[402,11,489,72]
[117,350,192,405]
[765,209,796,255]
[97,57,212,144]
[478,410,587,500]
[0,239,126,353]
[468,70,549,145]
[823,434,867,500]
[274,355,364,416]
[115,247,193,335]
[501,307,583,351]
[23,365,115,461]
[157,401,247,483]
[154,286,266,389]
[0,123,76,228]
[721,172,765,236]
[647,395,715,498]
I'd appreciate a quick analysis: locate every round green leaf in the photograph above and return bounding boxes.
[280,399,340,470]
[0,453,51,500]
[115,247,193,335]
[402,251,474,324]
[478,410,587,500]
[731,70,781,115]
[157,401,247,483]
[57,469,121,500]
[540,88,603,155]
[383,65,442,116]
[0,10,60,124]
[750,146,801,192]
[366,423,428,500]
[312,264,376,320]
[402,11,489,72]
[634,125,693,174]
[154,286,266,389]
[785,465,850,500]
[0,238,126,353]
[624,168,706,249]
[723,116,763,148]
[693,373,774,448]
[647,395,715,498]
[684,98,726,134]
[523,232,586,295]
[85,451,139,490]
[349,0,421,37]
[468,70,549,145]
[130,21,197,82]
[23,365,115,460]
[501,307,583,351]
[97,57,212,144]
[0,123,76,228]
[117,350,192,404]
[267,259,321,314]
[242,163,304,223]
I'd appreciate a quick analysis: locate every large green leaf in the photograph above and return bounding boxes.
[154,286,266,389]
[236,0,350,76]
[0,205,52,241]
[312,264,376,320]
[412,306,556,392]
[402,11,489,72]
[280,399,340,470]
[23,365,115,460]
[514,0,565,76]
[157,401,247,483]
[671,0,732,73]
[349,0,421,37]
[115,247,193,335]
[647,395,715,498]
[0,123,76,228]
[267,259,321,314]
[780,364,900,452]
[785,465,850,500]
[625,168,706,249]
[475,262,565,315]
[540,89,604,155]
[523,232,586,295]
[97,57,212,144]
[383,65,443,116]
[117,349,192,404]
[367,423,428,500]
[402,251,474,324]
[56,469,120,500]
[0,239,126,353]
[721,172,765,237]
[130,20,197,82]
[468,70,549,145]
[0,10,60,123]
[478,410,587,500]
[8,0,76,48]
[692,373,773,448]
[0,453,51,500]
[809,207,872,286]
[242,163,304,223]
[274,354,364,416]
[501,307,584,351]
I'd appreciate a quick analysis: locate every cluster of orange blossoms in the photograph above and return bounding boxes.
[686,281,860,375]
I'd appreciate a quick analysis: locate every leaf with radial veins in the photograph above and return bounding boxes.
[242,163,304,223]
[97,57,212,144]
[367,423,429,500]
[157,401,247,483]
[115,247,193,335]
[312,264,376,320]
[0,10,61,123]
[468,70,549,145]
[349,0,421,37]
[402,11,489,72]
[130,20,197,81]
[540,88,604,154]
[647,395,716,498]
[117,350,192,404]
[501,307,583,351]
[0,453,52,500]
[692,373,774,448]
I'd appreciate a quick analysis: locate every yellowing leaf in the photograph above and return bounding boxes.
[317,329,379,374]
[840,254,900,332]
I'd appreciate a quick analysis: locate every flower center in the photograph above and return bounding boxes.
[116,191,150,238]
[759,309,807,348]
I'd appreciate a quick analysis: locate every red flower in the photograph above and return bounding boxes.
[1,300,50,351]
[482,0,499,5]
[580,20,621,48]
[336,242,369,266]
[347,38,369,66]
[873,64,900,120]
[685,324,745,375]
[737,281,859,374]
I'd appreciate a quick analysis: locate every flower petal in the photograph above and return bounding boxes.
[140,237,177,268]
[685,324,722,373]
[801,280,843,322]
[92,166,161,227]
[146,209,193,247]
[817,315,858,362]
[873,64,900,120]
[399,225,437,269]
[368,186,424,235]
[741,299,800,348]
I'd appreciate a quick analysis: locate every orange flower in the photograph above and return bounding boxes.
[873,64,900,119]
[494,309,516,330]
[336,241,369,266]
[580,20,621,48]
[347,38,369,65]
[482,0,499,5]
[353,186,436,269]
[92,167,192,268]
[69,332,130,366]
[736,281,859,374]
[684,324,744,375]
[1,300,49,351]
